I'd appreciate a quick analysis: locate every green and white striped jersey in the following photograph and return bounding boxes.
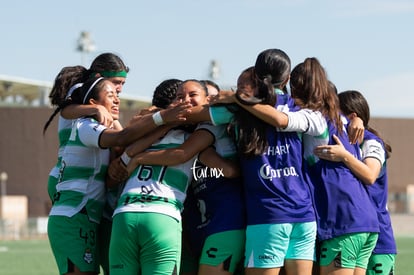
[49,117,109,224]
[114,128,195,222]
[47,116,73,199]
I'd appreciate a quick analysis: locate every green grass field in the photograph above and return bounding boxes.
[0,238,56,275]
[0,237,413,274]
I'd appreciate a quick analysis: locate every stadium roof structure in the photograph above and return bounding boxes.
[0,74,150,110]
[0,74,51,106]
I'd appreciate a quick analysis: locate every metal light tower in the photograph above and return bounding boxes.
[76,31,96,65]
[209,59,220,81]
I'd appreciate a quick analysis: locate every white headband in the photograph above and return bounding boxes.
[83,77,104,104]
[65,83,84,100]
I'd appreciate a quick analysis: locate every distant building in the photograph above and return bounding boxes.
[0,74,150,110]
[0,75,413,217]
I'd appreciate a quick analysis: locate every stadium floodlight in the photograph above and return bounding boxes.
[76,31,96,65]
[209,59,220,80]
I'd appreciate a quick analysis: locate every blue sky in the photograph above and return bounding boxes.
[1,0,413,118]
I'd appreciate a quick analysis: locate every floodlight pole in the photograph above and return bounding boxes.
[209,59,220,80]
[76,31,96,65]
[0,172,7,197]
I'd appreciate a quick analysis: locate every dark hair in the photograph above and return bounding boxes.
[201,79,220,95]
[48,66,88,107]
[231,49,291,157]
[71,76,108,105]
[178,79,209,97]
[329,81,338,95]
[290,57,343,134]
[43,77,109,134]
[43,66,88,134]
[152,78,182,109]
[255,48,291,93]
[229,67,270,156]
[44,53,128,134]
[338,90,392,158]
[88,52,129,78]
[235,67,258,104]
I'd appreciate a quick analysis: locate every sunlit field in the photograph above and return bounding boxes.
[0,236,413,274]
[0,239,56,275]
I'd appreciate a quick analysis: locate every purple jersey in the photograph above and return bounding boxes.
[306,120,380,240]
[363,130,397,254]
[241,93,315,225]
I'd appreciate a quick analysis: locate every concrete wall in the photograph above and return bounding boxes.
[0,107,137,217]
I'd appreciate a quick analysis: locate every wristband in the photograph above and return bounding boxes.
[120,152,131,166]
[152,111,164,126]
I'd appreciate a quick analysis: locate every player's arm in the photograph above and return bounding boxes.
[198,147,240,178]
[314,134,381,185]
[126,129,214,171]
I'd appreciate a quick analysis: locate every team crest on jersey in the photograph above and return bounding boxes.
[83,248,94,264]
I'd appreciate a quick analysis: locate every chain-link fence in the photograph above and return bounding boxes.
[0,217,47,240]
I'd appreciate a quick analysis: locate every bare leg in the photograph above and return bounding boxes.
[245,267,281,275]
[320,262,354,275]
[353,267,366,275]
[64,264,97,275]
[284,259,313,275]
[198,263,232,275]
